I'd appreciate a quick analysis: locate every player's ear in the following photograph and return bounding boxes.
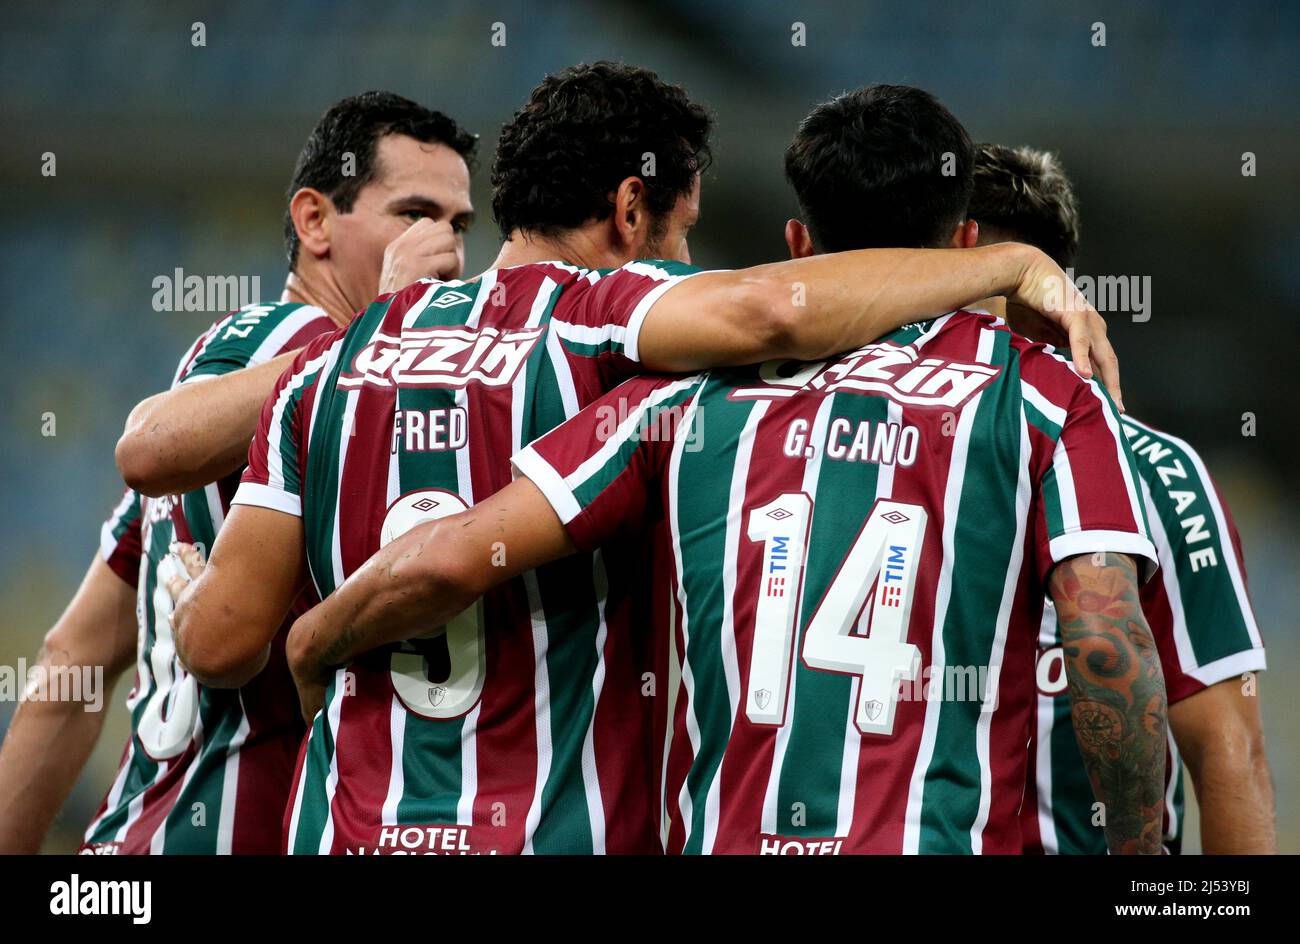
[289,187,333,260]
[950,219,979,250]
[785,219,815,259]
[611,176,647,254]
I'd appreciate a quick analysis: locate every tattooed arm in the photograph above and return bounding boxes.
[1049,552,1168,855]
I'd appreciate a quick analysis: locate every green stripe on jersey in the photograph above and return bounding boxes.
[671,384,758,855]
[775,392,886,837]
[917,329,1022,853]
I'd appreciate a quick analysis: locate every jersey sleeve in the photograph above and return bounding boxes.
[99,488,143,587]
[232,328,347,517]
[550,259,704,386]
[179,304,335,384]
[1022,353,1159,584]
[1128,424,1266,703]
[511,372,707,550]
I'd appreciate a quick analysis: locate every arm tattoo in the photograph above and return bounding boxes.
[1050,552,1168,854]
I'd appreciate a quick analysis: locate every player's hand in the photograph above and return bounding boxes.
[379,218,463,294]
[162,542,206,609]
[1006,247,1124,412]
[286,618,330,724]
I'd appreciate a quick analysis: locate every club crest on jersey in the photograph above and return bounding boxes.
[729,341,1000,409]
[339,326,545,390]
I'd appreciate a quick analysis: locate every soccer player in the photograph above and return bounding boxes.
[274,85,1170,855]
[168,66,1117,855]
[0,91,477,854]
[966,143,1275,854]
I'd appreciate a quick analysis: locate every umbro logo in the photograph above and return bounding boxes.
[429,290,473,309]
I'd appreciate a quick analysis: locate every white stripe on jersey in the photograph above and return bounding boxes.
[1021,380,1068,430]
[84,741,136,844]
[247,304,329,366]
[659,580,682,850]
[316,678,347,854]
[969,328,1028,852]
[1034,602,1061,854]
[265,341,343,494]
[760,394,835,838]
[150,713,206,853]
[831,399,902,836]
[665,389,706,847]
[582,552,612,855]
[99,490,137,563]
[699,398,768,854]
[902,355,984,854]
[564,377,703,490]
[520,571,552,855]
[215,704,251,854]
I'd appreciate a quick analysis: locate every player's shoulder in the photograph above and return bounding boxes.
[1119,413,1218,497]
[175,300,333,384]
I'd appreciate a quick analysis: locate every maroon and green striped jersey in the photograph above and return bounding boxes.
[516,311,1159,854]
[236,261,702,854]
[99,488,144,588]
[82,301,335,855]
[1023,415,1265,855]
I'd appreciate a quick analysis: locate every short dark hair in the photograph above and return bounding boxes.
[970,144,1080,268]
[784,84,974,252]
[490,61,712,239]
[283,91,477,269]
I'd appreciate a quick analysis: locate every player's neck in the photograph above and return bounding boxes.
[489,228,624,272]
[974,296,1006,316]
[280,266,355,328]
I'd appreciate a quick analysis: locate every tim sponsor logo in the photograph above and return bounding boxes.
[730,342,999,409]
[49,874,151,925]
[339,326,544,390]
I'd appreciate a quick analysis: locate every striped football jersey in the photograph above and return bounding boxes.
[82,301,336,854]
[236,261,701,854]
[1023,415,1266,854]
[100,488,144,588]
[515,312,1159,854]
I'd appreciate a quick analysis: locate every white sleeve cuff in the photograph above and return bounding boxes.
[1186,648,1267,689]
[231,481,302,517]
[1048,529,1160,583]
[510,446,581,524]
[623,271,707,364]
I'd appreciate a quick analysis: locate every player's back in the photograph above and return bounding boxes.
[83,301,334,854]
[520,310,1155,854]
[256,261,697,854]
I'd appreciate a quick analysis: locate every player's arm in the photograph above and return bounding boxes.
[286,477,573,720]
[638,242,1123,407]
[1168,678,1276,853]
[1049,552,1168,855]
[171,505,308,688]
[0,555,137,853]
[117,352,298,498]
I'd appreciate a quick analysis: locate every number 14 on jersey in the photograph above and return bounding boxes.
[746,495,928,736]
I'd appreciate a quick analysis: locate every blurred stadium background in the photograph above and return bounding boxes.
[1,0,1295,852]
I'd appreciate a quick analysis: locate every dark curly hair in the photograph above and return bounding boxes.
[784,84,973,252]
[970,143,1080,268]
[491,61,712,239]
[283,91,478,269]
